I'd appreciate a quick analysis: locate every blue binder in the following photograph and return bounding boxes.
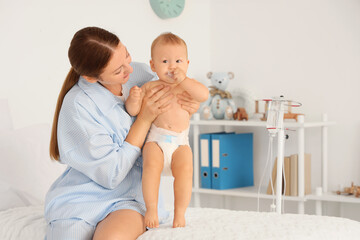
[211,133,254,190]
[199,133,212,189]
[200,132,235,189]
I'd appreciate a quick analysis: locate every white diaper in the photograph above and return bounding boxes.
[146,124,189,176]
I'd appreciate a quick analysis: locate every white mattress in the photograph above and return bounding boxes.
[1,205,360,240]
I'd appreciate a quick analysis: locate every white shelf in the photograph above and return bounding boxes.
[192,187,360,204]
[192,187,305,202]
[190,119,335,128]
[190,114,342,215]
[307,192,360,204]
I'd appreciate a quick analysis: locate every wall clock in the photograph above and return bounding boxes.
[150,0,185,19]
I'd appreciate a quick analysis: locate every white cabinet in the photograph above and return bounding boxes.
[189,113,358,215]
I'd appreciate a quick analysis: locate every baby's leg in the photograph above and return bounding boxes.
[142,142,164,228]
[171,145,193,228]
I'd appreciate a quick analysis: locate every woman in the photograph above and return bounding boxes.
[45,27,199,240]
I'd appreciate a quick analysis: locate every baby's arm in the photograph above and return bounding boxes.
[178,77,209,103]
[170,67,209,103]
[125,86,144,116]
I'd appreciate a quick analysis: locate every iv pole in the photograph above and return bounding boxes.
[265,96,286,214]
[265,96,302,214]
[275,105,285,214]
[258,96,302,214]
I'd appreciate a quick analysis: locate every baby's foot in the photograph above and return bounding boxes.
[173,212,186,228]
[145,209,159,228]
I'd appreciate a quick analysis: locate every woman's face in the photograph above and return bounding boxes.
[97,42,133,94]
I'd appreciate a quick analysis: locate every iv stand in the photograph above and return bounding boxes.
[266,97,286,214]
[276,121,285,214]
[265,96,301,214]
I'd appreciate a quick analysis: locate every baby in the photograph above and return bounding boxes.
[125,33,209,228]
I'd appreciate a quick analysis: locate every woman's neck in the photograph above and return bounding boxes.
[99,82,123,96]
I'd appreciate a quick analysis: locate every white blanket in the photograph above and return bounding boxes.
[0,205,45,240]
[1,205,360,240]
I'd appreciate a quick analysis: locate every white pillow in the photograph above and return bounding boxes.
[0,124,66,206]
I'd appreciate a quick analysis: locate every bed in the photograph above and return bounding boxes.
[1,205,360,240]
[1,99,360,239]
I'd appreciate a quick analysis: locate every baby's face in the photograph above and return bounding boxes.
[150,43,189,83]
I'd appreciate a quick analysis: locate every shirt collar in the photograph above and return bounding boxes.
[77,76,124,115]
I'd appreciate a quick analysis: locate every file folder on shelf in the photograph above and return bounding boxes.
[199,132,234,189]
[200,133,212,189]
[211,133,254,190]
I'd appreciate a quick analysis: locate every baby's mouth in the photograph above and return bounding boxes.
[166,71,174,78]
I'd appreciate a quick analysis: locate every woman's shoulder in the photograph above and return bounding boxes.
[61,83,97,115]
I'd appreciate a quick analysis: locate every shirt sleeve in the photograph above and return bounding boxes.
[126,62,158,90]
[58,99,141,190]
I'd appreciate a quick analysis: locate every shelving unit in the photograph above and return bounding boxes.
[189,113,352,215]
[192,186,306,202]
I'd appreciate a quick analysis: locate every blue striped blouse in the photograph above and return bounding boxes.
[44,62,168,226]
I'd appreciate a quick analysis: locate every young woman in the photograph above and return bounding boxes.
[45,27,199,240]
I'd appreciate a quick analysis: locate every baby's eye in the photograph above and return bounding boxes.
[162,60,168,63]
[176,60,182,63]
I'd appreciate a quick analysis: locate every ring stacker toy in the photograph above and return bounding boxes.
[255,99,303,122]
[257,96,302,214]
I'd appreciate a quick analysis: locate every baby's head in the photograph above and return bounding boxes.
[150,32,189,83]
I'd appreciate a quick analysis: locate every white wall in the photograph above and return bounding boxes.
[207,0,360,220]
[1,0,359,220]
[0,0,211,128]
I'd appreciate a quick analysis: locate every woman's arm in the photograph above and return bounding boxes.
[59,84,172,189]
[59,102,142,189]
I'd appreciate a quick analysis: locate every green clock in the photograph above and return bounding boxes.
[150,0,185,19]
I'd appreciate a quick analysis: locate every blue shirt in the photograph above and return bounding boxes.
[44,62,167,226]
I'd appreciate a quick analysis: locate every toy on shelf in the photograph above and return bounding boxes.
[201,72,237,120]
[255,100,269,121]
[336,182,360,198]
[255,100,304,122]
[233,107,248,121]
[283,102,304,121]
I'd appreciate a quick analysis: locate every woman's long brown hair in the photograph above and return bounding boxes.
[50,27,120,161]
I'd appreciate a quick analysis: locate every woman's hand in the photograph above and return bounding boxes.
[138,84,173,123]
[126,85,172,148]
[177,91,200,116]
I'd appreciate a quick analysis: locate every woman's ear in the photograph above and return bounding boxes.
[82,75,98,83]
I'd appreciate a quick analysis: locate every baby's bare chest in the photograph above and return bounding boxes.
[146,82,184,102]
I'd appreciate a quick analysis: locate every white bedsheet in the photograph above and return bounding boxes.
[0,205,45,240]
[1,205,360,240]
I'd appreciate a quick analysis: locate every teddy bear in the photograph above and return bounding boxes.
[200,72,237,120]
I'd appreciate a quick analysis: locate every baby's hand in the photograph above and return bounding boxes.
[128,86,142,103]
[168,67,187,84]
